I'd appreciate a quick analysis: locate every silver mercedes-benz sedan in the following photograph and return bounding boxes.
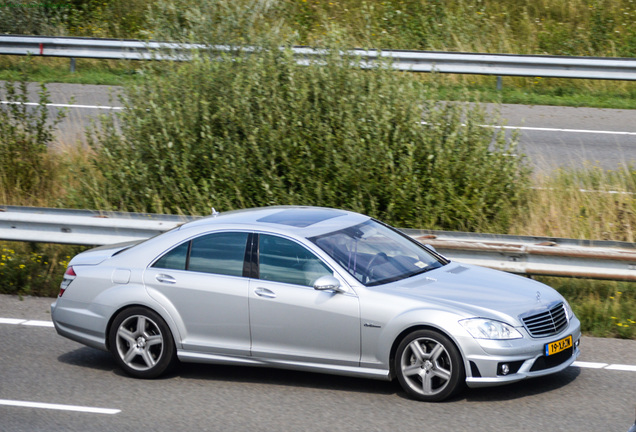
[51,206,580,401]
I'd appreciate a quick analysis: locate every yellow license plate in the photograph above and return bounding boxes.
[545,335,572,356]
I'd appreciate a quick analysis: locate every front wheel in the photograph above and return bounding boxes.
[108,307,176,379]
[394,329,465,402]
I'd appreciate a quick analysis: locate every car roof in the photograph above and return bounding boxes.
[180,206,370,238]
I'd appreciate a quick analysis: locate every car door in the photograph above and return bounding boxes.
[248,233,361,366]
[144,231,251,356]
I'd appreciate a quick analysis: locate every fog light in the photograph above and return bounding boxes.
[497,361,523,375]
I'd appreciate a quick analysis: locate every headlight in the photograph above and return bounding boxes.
[460,318,523,340]
[563,299,574,319]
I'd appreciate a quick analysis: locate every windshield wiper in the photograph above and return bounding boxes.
[366,262,441,286]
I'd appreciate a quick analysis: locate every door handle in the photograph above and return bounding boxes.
[155,274,176,284]
[255,288,276,299]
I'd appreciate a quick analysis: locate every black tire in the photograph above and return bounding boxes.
[394,329,465,402]
[108,307,176,379]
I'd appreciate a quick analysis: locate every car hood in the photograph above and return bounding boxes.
[383,262,564,326]
[69,240,143,266]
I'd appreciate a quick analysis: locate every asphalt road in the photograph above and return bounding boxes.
[496,104,636,172]
[1,294,635,432]
[2,82,636,173]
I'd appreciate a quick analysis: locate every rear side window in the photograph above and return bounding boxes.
[189,232,248,276]
[153,232,249,277]
[153,242,189,270]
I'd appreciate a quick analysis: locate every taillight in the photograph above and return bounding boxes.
[59,266,76,297]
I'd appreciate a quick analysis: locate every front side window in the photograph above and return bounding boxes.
[310,220,444,286]
[153,232,249,277]
[258,234,332,287]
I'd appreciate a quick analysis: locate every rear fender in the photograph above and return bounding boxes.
[93,284,185,350]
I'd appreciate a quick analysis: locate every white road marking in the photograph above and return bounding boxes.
[567,361,636,372]
[532,187,636,196]
[4,101,636,136]
[1,316,635,373]
[572,361,608,369]
[495,124,636,136]
[0,318,53,327]
[605,364,636,372]
[0,101,124,110]
[0,399,120,415]
[22,320,55,327]
[420,121,636,137]
[0,318,26,325]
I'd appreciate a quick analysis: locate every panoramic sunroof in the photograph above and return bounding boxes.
[257,208,347,228]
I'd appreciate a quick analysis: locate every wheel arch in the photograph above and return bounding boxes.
[388,324,464,380]
[105,303,179,351]
[106,304,178,378]
[92,283,184,352]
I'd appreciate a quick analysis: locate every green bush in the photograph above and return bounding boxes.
[74,38,527,232]
[0,79,65,201]
[0,1,65,35]
[63,0,150,38]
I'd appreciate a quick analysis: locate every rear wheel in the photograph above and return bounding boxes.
[109,307,176,378]
[395,329,465,402]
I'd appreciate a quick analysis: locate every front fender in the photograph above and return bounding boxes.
[363,308,479,374]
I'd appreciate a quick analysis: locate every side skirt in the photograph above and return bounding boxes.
[177,350,391,381]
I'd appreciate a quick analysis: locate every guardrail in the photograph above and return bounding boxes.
[0,205,193,245]
[2,205,635,281]
[403,229,636,282]
[1,35,636,81]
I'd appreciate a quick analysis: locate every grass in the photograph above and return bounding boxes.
[539,277,636,339]
[510,166,636,242]
[435,75,636,110]
[0,57,144,86]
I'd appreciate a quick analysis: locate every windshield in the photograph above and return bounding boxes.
[310,220,445,286]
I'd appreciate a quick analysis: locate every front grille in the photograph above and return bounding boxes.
[522,303,568,338]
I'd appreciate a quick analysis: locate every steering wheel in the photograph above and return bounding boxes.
[365,252,388,284]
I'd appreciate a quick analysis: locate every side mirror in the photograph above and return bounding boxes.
[425,244,438,253]
[313,275,344,293]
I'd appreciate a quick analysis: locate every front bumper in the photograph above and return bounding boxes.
[463,316,581,388]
